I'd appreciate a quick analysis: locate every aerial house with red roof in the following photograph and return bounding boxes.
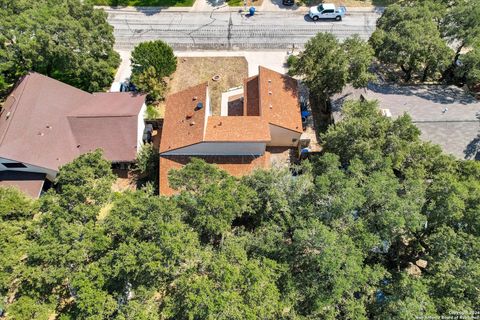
[0,72,147,197]
[159,66,305,195]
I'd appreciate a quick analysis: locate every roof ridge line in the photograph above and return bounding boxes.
[0,74,31,145]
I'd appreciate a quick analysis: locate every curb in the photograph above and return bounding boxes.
[97,4,385,13]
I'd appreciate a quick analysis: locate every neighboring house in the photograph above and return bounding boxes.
[159,66,304,195]
[331,84,480,161]
[0,72,147,197]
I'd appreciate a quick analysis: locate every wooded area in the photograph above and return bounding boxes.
[1,101,479,319]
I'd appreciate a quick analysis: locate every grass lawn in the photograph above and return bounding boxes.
[163,57,248,115]
[226,0,263,7]
[90,0,195,7]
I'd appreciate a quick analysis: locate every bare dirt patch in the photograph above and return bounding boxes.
[166,57,248,115]
[112,169,137,192]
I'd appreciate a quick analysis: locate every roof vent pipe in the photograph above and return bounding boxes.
[195,102,204,110]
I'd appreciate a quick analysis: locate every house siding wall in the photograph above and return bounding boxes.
[162,142,266,156]
[0,157,57,180]
[137,103,147,153]
[268,124,301,147]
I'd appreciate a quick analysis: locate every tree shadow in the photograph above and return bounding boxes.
[268,0,304,11]
[463,113,480,160]
[207,0,226,6]
[133,6,165,15]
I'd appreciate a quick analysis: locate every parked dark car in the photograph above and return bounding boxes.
[282,0,294,6]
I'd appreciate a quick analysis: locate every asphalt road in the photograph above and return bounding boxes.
[105,8,381,50]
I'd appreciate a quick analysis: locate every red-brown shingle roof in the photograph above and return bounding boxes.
[159,83,208,153]
[244,75,260,116]
[258,66,302,133]
[205,116,270,142]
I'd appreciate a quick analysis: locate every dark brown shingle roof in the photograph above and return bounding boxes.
[0,171,46,198]
[0,73,145,170]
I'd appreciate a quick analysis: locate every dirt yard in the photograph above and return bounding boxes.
[164,57,248,115]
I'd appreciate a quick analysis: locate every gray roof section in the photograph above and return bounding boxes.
[331,84,480,160]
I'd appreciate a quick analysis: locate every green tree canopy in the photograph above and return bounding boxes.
[130,40,177,80]
[0,0,120,96]
[289,33,374,105]
[169,158,255,244]
[3,98,480,319]
[370,3,453,82]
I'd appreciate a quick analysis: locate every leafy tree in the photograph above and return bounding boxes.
[454,46,480,88]
[55,149,115,213]
[321,99,421,169]
[169,158,255,244]
[161,238,283,319]
[6,296,54,320]
[373,274,438,319]
[131,40,177,79]
[0,188,35,313]
[291,221,386,318]
[136,142,159,188]
[441,0,480,83]
[0,0,120,95]
[343,35,376,88]
[425,226,480,314]
[289,33,374,107]
[240,165,314,230]
[131,66,167,104]
[370,3,453,82]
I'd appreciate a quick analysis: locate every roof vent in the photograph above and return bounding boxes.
[5,112,10,120]
[268,91,272,95]
[268,79,272,83]
[195,102,204,110]
[46,125,52,129]
[186,112,194,119]
[37,132,44,136]
[193,96,197,101]
[190,121,195,126]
